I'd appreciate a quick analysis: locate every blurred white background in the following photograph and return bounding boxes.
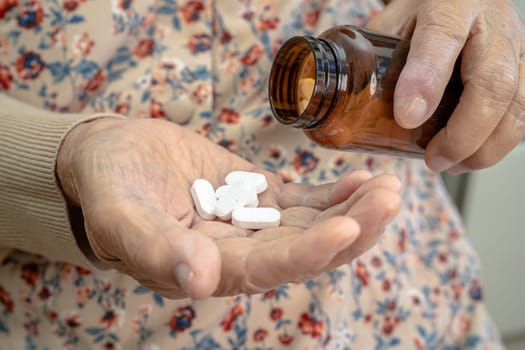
[441,2,525,348]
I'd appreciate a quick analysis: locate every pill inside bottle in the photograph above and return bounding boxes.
[296,53,316,115]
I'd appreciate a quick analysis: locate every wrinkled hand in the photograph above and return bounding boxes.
[369,0,525,173]
[57,118,402,299]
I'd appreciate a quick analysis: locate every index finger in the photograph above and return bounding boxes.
[214,216,361,295]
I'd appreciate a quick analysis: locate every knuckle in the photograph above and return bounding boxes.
[470,63,518,107]
[419,7,469,48]
[410,60,443,88]
[492,2,521,33]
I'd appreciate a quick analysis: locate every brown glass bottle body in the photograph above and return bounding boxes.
[268,25,463,158]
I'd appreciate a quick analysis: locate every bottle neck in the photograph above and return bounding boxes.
[269,36,346,129]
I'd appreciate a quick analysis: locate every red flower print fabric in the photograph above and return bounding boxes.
[0,0,503,349]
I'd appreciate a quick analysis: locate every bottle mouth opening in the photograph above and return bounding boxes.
[268,36,339,129]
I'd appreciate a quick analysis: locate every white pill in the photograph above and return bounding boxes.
[297,98,309,114]
[215,184,234,198]
[215,182,258,220]
[190,179,217,220]
[225,171,268,194]
[231,207,281,230]
[216,183,259,207]
[298,77,315,99]
[214,196,237,221]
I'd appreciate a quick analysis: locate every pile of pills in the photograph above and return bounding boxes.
[190,171,281,230]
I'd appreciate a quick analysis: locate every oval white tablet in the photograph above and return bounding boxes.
[216,184,259,207]
[234,181,259,208]
[214,196,237,221]
[215,182,258,220]
[225,171,268,194]
[190,179,217,220]
[231,181,259,208]
[231,207,281,230]
[215,184,234,199]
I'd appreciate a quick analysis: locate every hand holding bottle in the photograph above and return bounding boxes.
[368,0,525,173]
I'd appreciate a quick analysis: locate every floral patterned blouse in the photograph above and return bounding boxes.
[0,0,502,349]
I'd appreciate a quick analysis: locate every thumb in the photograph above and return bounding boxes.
[83,200,221,299]
[393,1,473,129]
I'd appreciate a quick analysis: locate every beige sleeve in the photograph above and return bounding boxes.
[0,94,122,268]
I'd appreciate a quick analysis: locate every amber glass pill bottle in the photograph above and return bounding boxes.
[268,25,463,158]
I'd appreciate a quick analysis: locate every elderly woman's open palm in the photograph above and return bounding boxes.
[57,118,402,299]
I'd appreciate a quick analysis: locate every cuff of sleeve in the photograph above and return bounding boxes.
[0,100,123,269]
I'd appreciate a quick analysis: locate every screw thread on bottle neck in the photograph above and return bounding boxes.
[269,36,343,129]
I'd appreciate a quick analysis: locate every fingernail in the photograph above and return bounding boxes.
[428,156,453,172]
[399,96,427,128]
[175,263,194,296]
[447,164,470,175]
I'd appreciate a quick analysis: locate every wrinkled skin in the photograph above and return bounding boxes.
[369,0,525,173]
[57,118,402,299]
